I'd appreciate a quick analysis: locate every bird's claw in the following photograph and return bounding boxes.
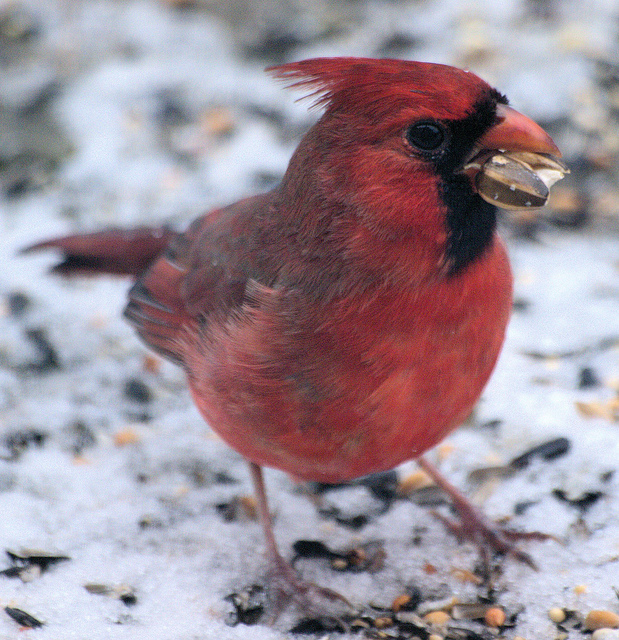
[428,504,553,574]
[263,554,353,625]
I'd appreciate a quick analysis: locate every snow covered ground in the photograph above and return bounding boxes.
[1,1,618,638]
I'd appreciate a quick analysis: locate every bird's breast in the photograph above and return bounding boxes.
[184,236,512,483]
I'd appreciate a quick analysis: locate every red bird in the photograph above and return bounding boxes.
[26,57,564,616]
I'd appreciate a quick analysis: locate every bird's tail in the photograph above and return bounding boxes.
[22,227,178,277]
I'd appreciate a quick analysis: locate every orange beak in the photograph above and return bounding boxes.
[463,104,568,210]
[477,104,561,157]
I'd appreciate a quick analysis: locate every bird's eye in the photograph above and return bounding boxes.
[406,121,446,152]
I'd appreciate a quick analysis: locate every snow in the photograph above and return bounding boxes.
[1,0,619,638]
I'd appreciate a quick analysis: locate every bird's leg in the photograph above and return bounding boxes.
[416,456,552,573]
[249,462,352,623]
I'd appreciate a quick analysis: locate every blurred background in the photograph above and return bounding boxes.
[0,0,618,235]
[0,1,618,638]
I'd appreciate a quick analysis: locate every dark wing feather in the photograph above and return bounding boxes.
[123,194,279,364]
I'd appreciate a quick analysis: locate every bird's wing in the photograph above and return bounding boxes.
[123,194,277,365]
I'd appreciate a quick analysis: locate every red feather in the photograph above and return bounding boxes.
[25,59,564,601]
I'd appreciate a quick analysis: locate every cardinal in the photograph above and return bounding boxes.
[25,57,565,617]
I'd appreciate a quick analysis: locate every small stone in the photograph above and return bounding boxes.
[549,607,567,623]
[423,611,451,625]
[484,607,506,627]
[585,610,619,630]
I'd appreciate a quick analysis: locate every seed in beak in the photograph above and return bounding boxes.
[471,152,569,210]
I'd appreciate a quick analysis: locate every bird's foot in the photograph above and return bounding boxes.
[263,553,353,625]
[417,456,553,575]
[429,501,552,572]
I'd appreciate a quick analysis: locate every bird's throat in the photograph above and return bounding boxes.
[441,174,498,275]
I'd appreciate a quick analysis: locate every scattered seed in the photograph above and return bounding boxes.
[509,437,571,469]
[5,549,70,574]
[142,354,161,373]
[450,568,483,584]
[374,616,393,628]
[138,514,164,529]
[351,618,371,629]
[592,629,619,640]
[513,298,531,312]
[549,607,567,623]
[3,428,47,460]
[358,470,399,502]
[84,582,137,605]
[418,596,458,616]
[423,611,451,625]
[16,564,41,582]
[84,583,111,595]
[484,607,506,627]
[437,443,455,461]
[575,398,619,421]
[217,495,259,522]
[552,489,603,512]
[292,539,384,573]
[7,291,30,316]
[406,484,449,506]
[292,539,331,559]
[215,495,257,521]
[117,585,138,606]
[23,327,60,371]
[392,594,412,612]
[398,470,434,494]
[124,378,152,403]
[66,420,96,455]
[201,107,235,137]
[574,584,589,595]
[224,585,265,626]
[289,617,346,634]
[451,603,493,620]
[585,610,619,630]
[579,366,600,389]
[4,606,43,628]
[113,428,141,446]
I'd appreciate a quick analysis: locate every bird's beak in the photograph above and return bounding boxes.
[463,104,569,210]
[477,104,561,157]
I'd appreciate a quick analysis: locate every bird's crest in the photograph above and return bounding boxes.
[267,57,496,120]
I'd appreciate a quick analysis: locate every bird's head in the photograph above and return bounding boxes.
[269,57,566,275]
